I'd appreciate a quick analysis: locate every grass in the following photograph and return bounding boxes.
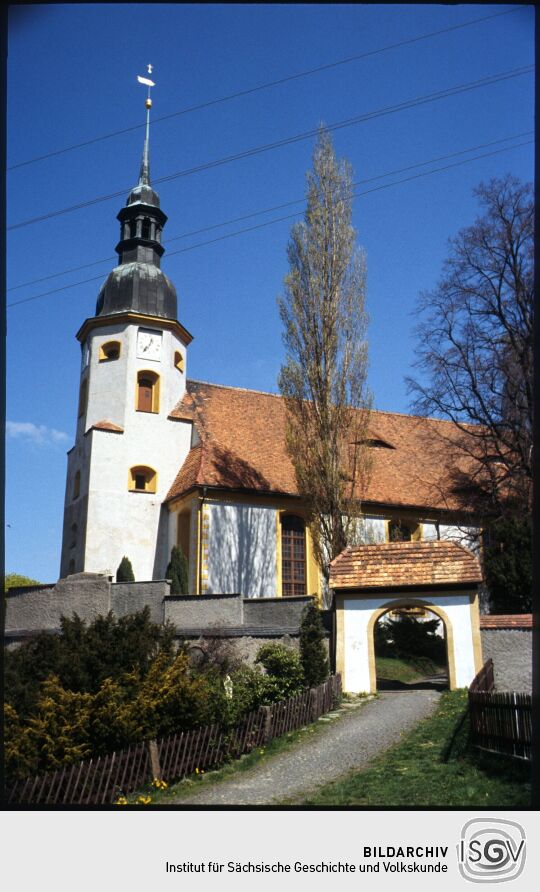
[286,690,531,807]
[117,693,369,806]
[375,656,444,684]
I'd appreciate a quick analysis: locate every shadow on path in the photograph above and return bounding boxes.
[377,673,448,693]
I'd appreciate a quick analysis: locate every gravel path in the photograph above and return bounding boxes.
[167,690,440,806]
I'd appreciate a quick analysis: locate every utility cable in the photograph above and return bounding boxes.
[7,64,534,232]
[8,5,528,171]
[7,131,534,293]
[7,137,532,309]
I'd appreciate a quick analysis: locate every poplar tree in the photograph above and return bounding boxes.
[278,129,372,591]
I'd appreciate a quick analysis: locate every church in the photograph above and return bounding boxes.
[59,91,481,606]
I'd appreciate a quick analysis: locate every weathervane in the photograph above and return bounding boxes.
[137,63,155,109]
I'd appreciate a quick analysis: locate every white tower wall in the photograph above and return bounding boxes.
[60,317,192,581]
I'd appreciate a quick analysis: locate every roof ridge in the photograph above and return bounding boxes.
[185,379,476,427]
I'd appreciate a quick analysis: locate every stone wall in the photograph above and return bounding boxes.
[5,579,319,657]
[181,630,330,667]
[110,580,170,624]
[243,596,312,628]
[164,593,244,628]
[480,629,532,693]
[4,575,110,634]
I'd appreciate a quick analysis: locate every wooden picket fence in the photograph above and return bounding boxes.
[468,661,531,761]
[5,674,341,805]
[469,657,494,693]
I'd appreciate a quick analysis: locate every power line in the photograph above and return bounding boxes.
[7,137,532,309]
[7,131,534,293]
[7,64,534,232]
[8,5,528,172]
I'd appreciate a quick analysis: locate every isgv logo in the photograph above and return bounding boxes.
[458,818,526,883]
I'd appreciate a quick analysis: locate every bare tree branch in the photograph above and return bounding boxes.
[407,175,533,517]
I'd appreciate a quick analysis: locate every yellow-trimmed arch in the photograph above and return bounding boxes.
[366,597,457,693]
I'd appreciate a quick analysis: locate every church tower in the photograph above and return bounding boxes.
[60,75,193,581]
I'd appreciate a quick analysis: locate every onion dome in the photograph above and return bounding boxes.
[95,262,177,319]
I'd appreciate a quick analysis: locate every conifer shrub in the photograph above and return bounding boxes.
[255,643,304,701]
[299,602,329,687]
[116,556,135,582]
[166,546,189,594]
[4,608,176,718]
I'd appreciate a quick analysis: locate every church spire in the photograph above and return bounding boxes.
[137,64,154,186]
[94,67,178,321]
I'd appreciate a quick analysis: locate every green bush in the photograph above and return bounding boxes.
[116,556,135,582]
[4,608,176,718]
[4,573,41,592]
[4,654,228,781]
[299,602,329,687]
[166,546,189,595]
[255,643,304,701]
[5,618,318,783]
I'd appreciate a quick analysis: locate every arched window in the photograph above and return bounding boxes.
[141,218,151,240]
[78,378,88,418]
[281,514,306,596]
[174,351,184,373]
[136,370,160,413]
[99,340,121,362]
[68,559,75,575]
[73,471,81,500]
[128,465,157,494]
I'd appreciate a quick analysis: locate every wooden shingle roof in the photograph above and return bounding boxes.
[167,380,481,513]
[329,541,483,590]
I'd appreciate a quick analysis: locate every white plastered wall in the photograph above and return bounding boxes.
[62,319,191,581]
[205,501,278,597]
[340,591,477,693]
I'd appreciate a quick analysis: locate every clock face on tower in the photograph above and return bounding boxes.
[137,328,162,361]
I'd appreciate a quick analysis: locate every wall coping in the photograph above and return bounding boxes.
[243,595,313,604]
[164,593,241,602]
[5,584,56,598]
[480,614,532,629]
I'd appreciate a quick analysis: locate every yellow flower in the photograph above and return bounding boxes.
[115,796,128,806]
[137,795,152,805]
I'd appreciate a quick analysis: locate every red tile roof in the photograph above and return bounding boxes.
[329,541,483,589]
[479,614,532,629]
[166,380,481,512]
[90,420,124,433]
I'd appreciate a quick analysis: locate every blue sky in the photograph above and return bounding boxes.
[6,4,534,582]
